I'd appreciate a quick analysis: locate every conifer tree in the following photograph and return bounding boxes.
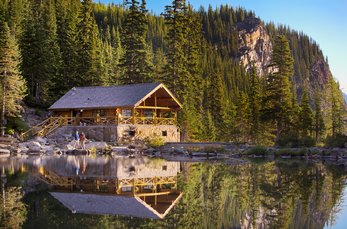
[76,0,102,86]
[248,66,261,144]
[119,0,153,84]
[314,94,325,143]
[20,0,61,104]
[235,92,250,143]
[207,69,226,133]
[261,35,294,142]
[162,0,189,98]
[329,78,345,136]
[0,21,26,124]
[298,89,313,137]
[55,0,81,94]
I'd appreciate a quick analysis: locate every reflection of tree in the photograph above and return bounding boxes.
[0,186,27,228]
[20,160,347,228]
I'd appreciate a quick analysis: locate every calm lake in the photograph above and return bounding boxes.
[1,155,347,228]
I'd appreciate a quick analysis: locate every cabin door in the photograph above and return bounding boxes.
[72,110,78,117]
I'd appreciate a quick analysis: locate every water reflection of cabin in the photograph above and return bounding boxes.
[49,83,182,142]
[35,157,183,219]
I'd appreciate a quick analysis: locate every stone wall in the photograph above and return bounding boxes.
[117,124,180,142]
[48,126,118,142]
[48,124,180,143]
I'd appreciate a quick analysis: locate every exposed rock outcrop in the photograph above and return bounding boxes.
[310,59,331,89]
[237,18,273,76]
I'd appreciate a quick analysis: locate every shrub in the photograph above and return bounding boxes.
[276,132,300,148]
[325,134,346,148]
[274,148,306,157]
[300,136,315,147]
[277,132,315,148]
[145,134,165,148]
[6,117,29,133]
[246,146,268,155]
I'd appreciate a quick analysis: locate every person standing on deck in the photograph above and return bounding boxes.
[72,130,80,149]
[79,132,86,150]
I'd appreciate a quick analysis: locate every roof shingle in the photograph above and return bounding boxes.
[49,83,161,110]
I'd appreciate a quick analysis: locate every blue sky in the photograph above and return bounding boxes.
[97,0,347,93]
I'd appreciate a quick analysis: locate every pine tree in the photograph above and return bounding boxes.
[261,35,294,142]
[235,92,250,143]
[314,94,324,143]
[55,0,81,94]
[249,66,261,144]
[162,0,189,98]
[207,69,225,133]
[329,78,345,136]
[298,89,313,137]
[0,21,26,127]
[76,0,102,86]
[118,0,153,84]
[20,0,61,104]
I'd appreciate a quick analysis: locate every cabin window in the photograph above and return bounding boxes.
[143,185,153,190]
[129,166,136,172]
[144,110,153,117]
[162,165,167,171]
[162,131,167,137]
[122,109,132,117]
[160,111,173,118]
[93,109,107,117]
[121,187,132,192]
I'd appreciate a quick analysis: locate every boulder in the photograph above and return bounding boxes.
[85,141,108,151]
[17,143,29,154]
[66,140,76,150]
[0,143,10,149]
[0,148,10,155]
[111,146,129,153]
[34,136,48,145]
[26,141,42,152]
[41,145,54,154]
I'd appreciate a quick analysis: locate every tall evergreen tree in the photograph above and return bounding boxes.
[76,0,103,86]
[248,66,261,144]
[162,0,189,98]
[314,94,325,143]
[55,0,81,95]
[0,21,26,132]
[20,0,61,104]
[119,0,153,84]
[329,78,345,136]
[298,89,313,137]
[261,35,294,142]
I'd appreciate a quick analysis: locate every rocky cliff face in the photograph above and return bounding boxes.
[237,17,333,99]
[237,18,273,77]
[310,59,331,89]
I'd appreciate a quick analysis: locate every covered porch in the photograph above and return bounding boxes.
[51,83,181,126]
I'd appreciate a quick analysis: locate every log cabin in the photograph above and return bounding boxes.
[46,82,182,142]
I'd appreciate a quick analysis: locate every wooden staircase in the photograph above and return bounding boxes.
[36,169,73,186]
[20,117,64,141]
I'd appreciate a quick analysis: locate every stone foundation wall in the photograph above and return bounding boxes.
[48,126,118,142]
[48,124,180,143]
[117,124,180,142]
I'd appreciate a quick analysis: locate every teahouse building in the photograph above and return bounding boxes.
[45,82,182,142]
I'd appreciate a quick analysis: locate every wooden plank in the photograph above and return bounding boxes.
[135,191,171,197]
[136,106,171,110]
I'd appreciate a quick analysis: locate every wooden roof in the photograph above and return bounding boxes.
[49,83,182,110]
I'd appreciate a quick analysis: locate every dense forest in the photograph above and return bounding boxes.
[0,0,345,146]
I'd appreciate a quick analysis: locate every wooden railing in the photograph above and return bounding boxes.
[20,115,176,141]
[132,117,176,125]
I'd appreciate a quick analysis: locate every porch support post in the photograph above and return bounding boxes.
[154,93,157,124]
